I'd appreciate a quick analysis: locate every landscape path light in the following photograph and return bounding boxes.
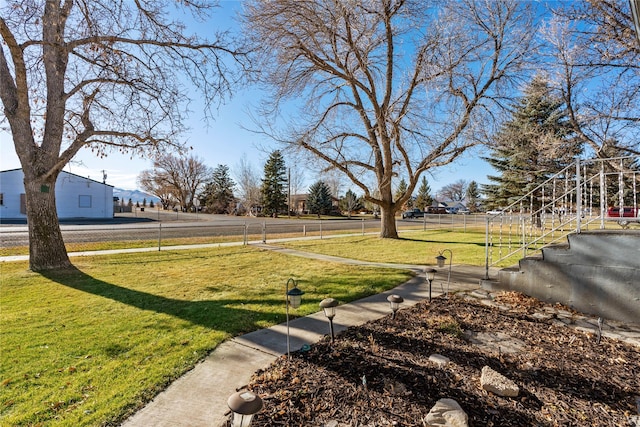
[435,249,453,296]
[386,294,404,319]
[425,268,437,302]
[227,390,263,427]
[319,297,339,341]
[286,278,304,360]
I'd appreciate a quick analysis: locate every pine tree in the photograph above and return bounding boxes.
[307,181,333,217]
[414,177,433,211]
[201,164,236,214]
[339,189,362,218]
[466,181,480,212]
[395,179,408,203]
[261,150,287,217]
[482,76,581,211]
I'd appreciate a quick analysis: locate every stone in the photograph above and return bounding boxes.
[464,331,526,354]
[423,398,468,427]
[480,366,520,397]
[429,354,450,366]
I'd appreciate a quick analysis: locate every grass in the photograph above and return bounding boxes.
[0,246,410,426]
[280,229,521,267]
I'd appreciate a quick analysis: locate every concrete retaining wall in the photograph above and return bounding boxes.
[482,230,640,324]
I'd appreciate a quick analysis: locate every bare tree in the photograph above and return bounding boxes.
[438,179,468,202]
[544,1,640,162]
[139,154,212,212]
[234,154,262,215]
[0,1,243,270]
[137,169,178,210]
[242,0,535,238]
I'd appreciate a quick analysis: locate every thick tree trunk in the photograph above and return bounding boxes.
[23,174,71,271]
[379,206,399,238]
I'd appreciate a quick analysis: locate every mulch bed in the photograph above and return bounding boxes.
[244,292,640,426]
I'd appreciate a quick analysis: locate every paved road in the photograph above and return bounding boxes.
[0,213,383,247]
[0,212,485,248]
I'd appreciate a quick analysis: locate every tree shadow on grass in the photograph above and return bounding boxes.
[40,266,288,335]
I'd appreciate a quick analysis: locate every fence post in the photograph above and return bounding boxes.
[158,223,162,251]
[244,222,248,245]
[262,221,266,243]
[320,220,323,239]
[362,218,365,235]
[303,224,306,237]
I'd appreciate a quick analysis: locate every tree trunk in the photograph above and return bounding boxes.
[23,174,71,271]
[379,206,399,238]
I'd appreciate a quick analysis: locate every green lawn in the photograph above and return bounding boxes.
[283,229,512,266]
[0,246,410,426]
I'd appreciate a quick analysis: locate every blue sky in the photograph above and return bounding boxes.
[0,0,494,194]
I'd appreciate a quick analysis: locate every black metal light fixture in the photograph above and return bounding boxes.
[227,390,263,427]
[319,297,339,341]
[386,294,404,319]
[436,249,453,296]
[286,278,304,360]
[425,268,437,302]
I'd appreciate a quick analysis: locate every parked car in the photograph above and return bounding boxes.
[607,206,639,217]
[445,207,458,214]
[607,206,639,227]
[401,208,424,219]
[457,208,470,214]
[486,209,504,215]
[426,206,448,214]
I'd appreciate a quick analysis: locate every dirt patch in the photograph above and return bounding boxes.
[244,293,640,426]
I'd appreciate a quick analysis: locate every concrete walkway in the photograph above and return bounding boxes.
[121,244,490,427]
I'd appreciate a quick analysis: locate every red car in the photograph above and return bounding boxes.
[607,206,639,217]
[607,206,639,227]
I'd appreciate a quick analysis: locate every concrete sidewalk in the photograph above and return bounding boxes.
[121,245,488,427]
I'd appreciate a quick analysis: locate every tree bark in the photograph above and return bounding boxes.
[23,170,71,271]
[379,207,399,239]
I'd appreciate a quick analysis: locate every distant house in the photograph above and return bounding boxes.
[289,193,340,215]
[0,169,114,220]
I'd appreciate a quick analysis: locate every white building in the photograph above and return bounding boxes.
[0,169,114,220]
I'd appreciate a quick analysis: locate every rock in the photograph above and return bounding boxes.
[480,366,519,397]
[423,398,468,427]
[429,354,450,366]
[464,331,526,354]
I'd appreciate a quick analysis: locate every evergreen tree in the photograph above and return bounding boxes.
[339,189,362,218]
[201,164,236,214]
[482,76,581,211]
[395,179,408,203]
[414,177,433,210]
[466,181,480,212]
[307,181,333,217]
[261,150,287,217]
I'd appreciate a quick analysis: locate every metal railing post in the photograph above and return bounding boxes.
[484,217,490,280]
[158,223,162,251]
[576,159,582,233]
